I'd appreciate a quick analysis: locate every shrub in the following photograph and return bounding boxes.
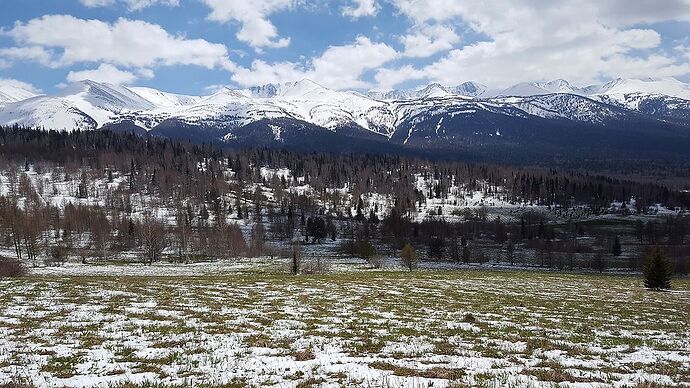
[400,243,418,271]
[0,258,27,278]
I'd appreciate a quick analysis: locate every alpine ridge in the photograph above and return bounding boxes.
[1,77,689,164]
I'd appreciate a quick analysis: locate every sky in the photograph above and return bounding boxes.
[1,0,690,95]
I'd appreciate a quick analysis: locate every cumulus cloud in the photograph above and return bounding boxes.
[66,63,152,84]
[0,78,42,94]
[374,65,426,90]
[201,0,295,50]
[79,0,180,11]
[375,0,690,88]
[79,0,114,7]
[4,15,234,71]
[342,0,378,18]
[400,24,460,58]
[0,46,55,67]
[232,36,399,89]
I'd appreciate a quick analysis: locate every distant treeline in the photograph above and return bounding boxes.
[1,126,688,210]
[0,126,688,274]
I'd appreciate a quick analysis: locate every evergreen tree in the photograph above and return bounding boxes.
[428,237,445,260]
[644,247,672,290]
[612,235,622,256]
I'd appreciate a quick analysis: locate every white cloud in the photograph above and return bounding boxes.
[374,65,426,90]
[0,78,42,94]
[400,24,460,58]
[4,15,235,72]
[381,0,690,88]
[232,36,399,89]
[342,0,378,18]
[203,84,229,94]
[79,0,114,7]
[79,0,179,11]
[66,64,152,84]
[0,46,55,67]
[201,0,295,50]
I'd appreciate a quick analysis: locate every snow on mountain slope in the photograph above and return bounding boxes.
[120,87,290,130]
[2,77,689,141]
[367,82,488,101]
[495,94,627,123]
[0,96,97,130]
[0,80,163,130]
[592,93,690,123]
[0,80,42,105]
[582,78,690,121]
[585,77,690,100]
[129,87,200,108]
[447,82,489,97]
[499,79,580,97]
[262,80,395,134]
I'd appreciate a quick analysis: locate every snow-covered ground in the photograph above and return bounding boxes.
[0,271,688,388]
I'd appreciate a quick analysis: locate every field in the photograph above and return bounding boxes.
[0,269,689,388]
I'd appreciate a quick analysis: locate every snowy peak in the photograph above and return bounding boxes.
[1,76,689,140]
[275,79,329,99]
[500,79,580,97]
[58,80,156,112]
[587,77,690,100]
[367,82,486,101]
[417,83,451,98]
[244,84,278,98]
[129,87,200,108]
[448,81,488,97]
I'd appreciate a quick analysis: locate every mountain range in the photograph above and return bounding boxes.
[1,77,689,164]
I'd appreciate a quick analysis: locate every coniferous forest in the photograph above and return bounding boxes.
[0,126,687,275]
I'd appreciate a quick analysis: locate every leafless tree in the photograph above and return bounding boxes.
[138,217,167,265]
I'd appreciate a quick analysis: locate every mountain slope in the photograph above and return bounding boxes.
[1,77,690,163]
[499,79,581,97]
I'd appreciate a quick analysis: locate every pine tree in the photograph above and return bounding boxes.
[612,236,622,256]
[643,247,672,290]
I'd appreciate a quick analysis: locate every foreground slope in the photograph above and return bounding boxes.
[1,271,687,387]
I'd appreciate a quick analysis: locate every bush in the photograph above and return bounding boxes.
[400,243,418,271]
[300,258,331,274]
[339,239,375,260]
[44,246,67,267]
[366,255,385,269]
[0,258,27,278]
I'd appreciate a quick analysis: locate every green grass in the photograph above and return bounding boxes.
[1,269,688,387]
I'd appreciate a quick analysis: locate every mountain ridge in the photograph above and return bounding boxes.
[1,77,689,164]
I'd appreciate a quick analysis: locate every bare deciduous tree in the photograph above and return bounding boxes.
[138,217,167,265]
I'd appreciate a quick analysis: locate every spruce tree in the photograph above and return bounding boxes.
[612,236,622,256]
[643,247,672,290]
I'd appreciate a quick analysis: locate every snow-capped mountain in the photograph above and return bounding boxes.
[583,77,690,99]
[579,78,690,123]
[368,81,488,101]
[494,94,628,123]
[1,77,689,161]
[499,79,581,97]
[447,82,489,98]
[128,87,200,108]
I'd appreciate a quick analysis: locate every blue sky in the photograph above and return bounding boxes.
[1,0,689,95]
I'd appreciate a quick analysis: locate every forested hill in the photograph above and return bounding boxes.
[1,126,688,211]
